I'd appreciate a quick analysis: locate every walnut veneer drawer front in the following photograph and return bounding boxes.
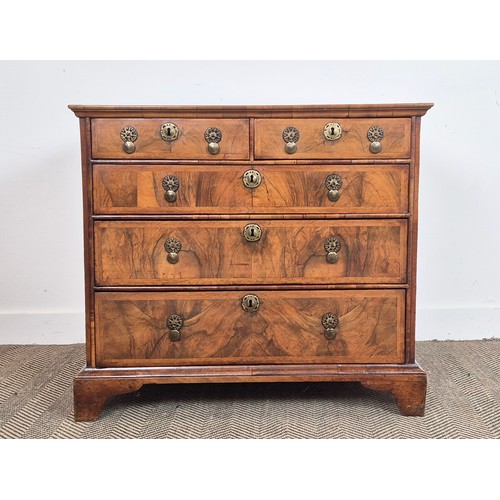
[94,219,407,285]
[95,290,405,367]
[91,119,250,159]
[254,118,411,159]
[93,164,409,215]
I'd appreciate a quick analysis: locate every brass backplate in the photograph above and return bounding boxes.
[322,312,339,330]
[164,237,182,254]
[367,125,384,142]
[120,126,138,143]
[205,127,222,144]
[325,173,342,191]
[324,237,341,254]
[162,175,180,192]
[167,314,183,330]
[282,126,300,144]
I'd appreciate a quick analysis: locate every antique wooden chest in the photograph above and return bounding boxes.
[69,104,433,420]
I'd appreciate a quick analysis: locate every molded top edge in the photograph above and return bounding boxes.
[69,103,434,118]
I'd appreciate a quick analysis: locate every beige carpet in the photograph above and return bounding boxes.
[0,340,499,439]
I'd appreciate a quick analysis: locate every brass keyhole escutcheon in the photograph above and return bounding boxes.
[243,224,262,242]
[242,169,262,189]
[160,122,179,142]
[324,122,342,141]
[241,294,260,313]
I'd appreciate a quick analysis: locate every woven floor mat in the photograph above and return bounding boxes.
[0,340,499,438]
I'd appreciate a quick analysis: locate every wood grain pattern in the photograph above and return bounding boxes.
[255,118,411,159]
[94,219,407,285]
[95,290,405,366]
[93,164,408,215]
[93,164,250,214]
[92,118,250,160]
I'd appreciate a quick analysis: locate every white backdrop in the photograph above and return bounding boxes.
[0,60,499,343]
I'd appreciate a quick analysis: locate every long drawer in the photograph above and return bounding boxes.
[93,164,409,215]
[95,290,406,367]
[94,219,407,286]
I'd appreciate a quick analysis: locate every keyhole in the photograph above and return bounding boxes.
[250,174,254,183]
[248,299,253,308]
[167,127,171,136]
[250,228,255,237]
[331,127,334,136]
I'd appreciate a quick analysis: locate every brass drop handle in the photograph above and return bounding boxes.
[282,126,300,154]
[205,127,222,155]
[167,314,183,341]
[242,294,260,313]
[162,175,180,202]
[322,313,339,340]
[165,237,181,264]
[324,236,341,264]
[120,126,138,154]
[367,125,384,154]
[243,223,262,242]
[325,173,343,202]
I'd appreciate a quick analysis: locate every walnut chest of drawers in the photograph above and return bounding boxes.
[70,103,433,421]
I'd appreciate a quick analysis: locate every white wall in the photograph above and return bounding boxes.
[0,60,499,343]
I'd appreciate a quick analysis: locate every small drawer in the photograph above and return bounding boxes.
[91,118,250,160]
[95,289,406,367]
[94,219,407,286]
[93,164,408,215]
[254,118,411,159]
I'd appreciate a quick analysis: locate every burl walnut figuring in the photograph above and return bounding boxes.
[70,104,433,421]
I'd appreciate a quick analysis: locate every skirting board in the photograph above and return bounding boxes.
[0,308,498,344]
[0,313,84,344]
[416,307,500,341]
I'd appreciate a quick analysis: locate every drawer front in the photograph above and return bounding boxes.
[94,220,407,285]
[93,164,408,215]
[254,118,411,159]
[95,290,405,366]
[91,119,250,160]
